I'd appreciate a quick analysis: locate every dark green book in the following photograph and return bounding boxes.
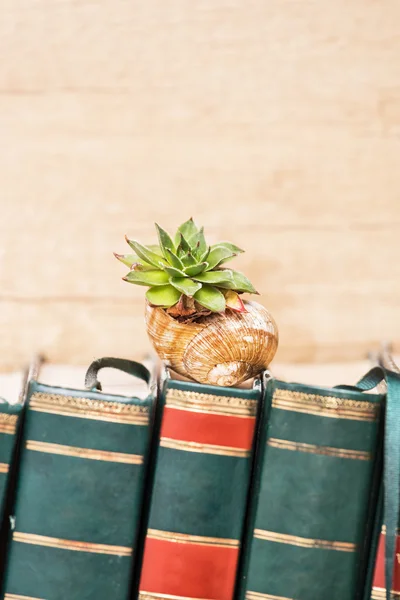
[0,372,27,558]
[138,368,262,600]
[237,374,384,600]
[2,358,156,600]
[0,398,22,525]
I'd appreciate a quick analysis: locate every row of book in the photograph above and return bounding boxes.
[0,356,397,599]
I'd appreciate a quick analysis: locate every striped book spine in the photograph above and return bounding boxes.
[238,378,383,600]
[3,379,154,600]
[138,374,261,600]
[0,402,21,519]
[368,525,400,599]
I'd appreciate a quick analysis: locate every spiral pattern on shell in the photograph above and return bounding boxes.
[145,300,278,386]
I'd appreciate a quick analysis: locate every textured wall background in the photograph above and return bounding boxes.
[1,0,399,369]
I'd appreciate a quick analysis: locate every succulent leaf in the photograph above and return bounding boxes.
[176,233,191,256]
[193,269,234,285]
[194,285,226,312]
[216,270,258,294]
[169,277,202,296]
[183,262,208,277]
[130,263,154,272]
[177,218,199,243]
[146,285,181,307]
[206,246,237,270]
[124,270,170,286]
[189,227,208,259]
[155,224,175,257]
[181,250,197,267]
[163,265,186,277]
[147,244,165,257]
[114,253,152,269]
[125,238,166,269]
[211,242,244,254]
[165,248,184,270]
[224,289,247,312]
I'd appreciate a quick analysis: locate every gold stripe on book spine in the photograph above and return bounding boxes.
[0,414,18,435]
[166,389,258,418]
[267,438,371,460]
[0,463,9,473]
[371,588,400,599]
[380,525,400,535]
[147,528,239,548]
[272,389,379,422]
[246,592,293,600]
[26,440,144,464]
[30,392,149,425]
[13,532,132,556]
[5,594,46,600]
[160,437,250,458]
[139,593,216,600]
[254,529,356,552]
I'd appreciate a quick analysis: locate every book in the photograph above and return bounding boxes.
[0,379,24,519]
[2,358,156,600]
[137,368,262,600]
[237,375,384,600]
[0,367,27,580]
[365,350,400,600]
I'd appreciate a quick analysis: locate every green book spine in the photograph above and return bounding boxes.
[237,376,383,600]
[0,400,22,523]
[0,392,24,585]
[138,373,262,600]
[3,377,155,600]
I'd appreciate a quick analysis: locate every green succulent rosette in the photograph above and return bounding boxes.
[115,218,258,317]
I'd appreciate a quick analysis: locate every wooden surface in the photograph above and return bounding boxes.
[1,0,399,369]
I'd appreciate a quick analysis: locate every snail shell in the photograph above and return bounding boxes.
[145,300,278,386]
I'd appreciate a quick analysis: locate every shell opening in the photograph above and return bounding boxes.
[207,361,248,387]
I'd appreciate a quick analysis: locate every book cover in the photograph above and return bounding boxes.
[237,375,384,600]
[0,365,30,582]
[138,369,262,600]
[0,399,23,524]
[366,349,400,600]
[2,361,156,600]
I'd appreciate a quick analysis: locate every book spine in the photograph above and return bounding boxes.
[238,379,384,600]
[0,406,21,519]
[0,400,23,584]
[138,377,261,600]
[3,381,154,600]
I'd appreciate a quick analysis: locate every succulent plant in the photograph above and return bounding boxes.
[115,218,258,319]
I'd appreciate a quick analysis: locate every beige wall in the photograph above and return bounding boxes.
[1,0,399,370]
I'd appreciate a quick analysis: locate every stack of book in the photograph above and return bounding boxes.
[0,359,155,600]
[0,358,395,600]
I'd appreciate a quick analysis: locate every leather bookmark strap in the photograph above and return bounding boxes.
[85,357,151,391]
[353,367,400,600]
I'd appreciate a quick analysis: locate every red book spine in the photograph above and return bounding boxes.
[370,528,400,599]
[138,383,259,600]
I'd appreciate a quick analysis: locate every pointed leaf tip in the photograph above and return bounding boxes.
[224,290,247,312]
[177,218,199,244]
[155,223,175,259]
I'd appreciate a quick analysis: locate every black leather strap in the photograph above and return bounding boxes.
[85,357,151,391]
